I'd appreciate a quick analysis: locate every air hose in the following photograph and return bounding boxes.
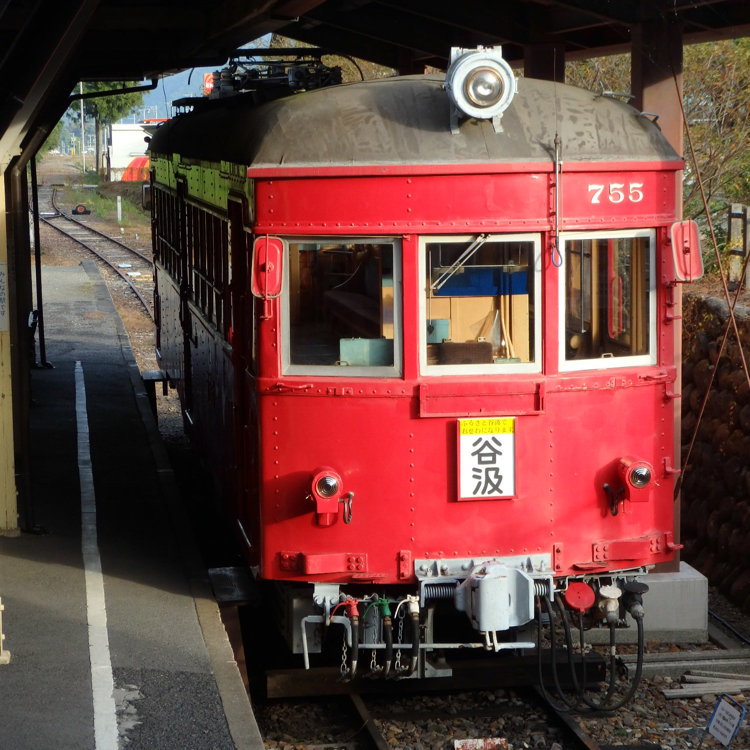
[536,592,646,712]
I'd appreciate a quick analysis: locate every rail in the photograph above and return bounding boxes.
[37,188,154,319]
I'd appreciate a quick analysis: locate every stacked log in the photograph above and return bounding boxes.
[681,293,750,614]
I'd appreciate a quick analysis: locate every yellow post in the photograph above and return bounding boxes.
[0,184,18,534]
[0,597,9,664]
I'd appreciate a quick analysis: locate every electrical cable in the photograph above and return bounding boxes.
[537,596,578,712]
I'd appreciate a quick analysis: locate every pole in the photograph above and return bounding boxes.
[727,204,746,291]
[29,159,50,368]
[80,81,85,174]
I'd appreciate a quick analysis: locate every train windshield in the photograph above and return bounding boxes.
[282,238,402,376]
[560,229,656,371]
[421,234,541,374]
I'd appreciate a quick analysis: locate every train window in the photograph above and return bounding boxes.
[184,202,230,337]
[152,186,182,283]
[420,234,541,374]
[281,239,402,376]
[560,229,656,371]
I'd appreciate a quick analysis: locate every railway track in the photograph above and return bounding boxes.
[253,641,750,749]
[257,686,665,750]
[36,185,154,318]
[346,688,596,750]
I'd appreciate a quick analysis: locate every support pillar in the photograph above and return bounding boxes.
[0,0,99,534]
[0,181,16,534]
[8,161,33,535]
[631,16,684,159]
[523,42,566,82]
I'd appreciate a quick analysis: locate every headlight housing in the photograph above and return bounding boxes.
[310,467,344,526]
[617,456,654,499]
[444,46,516,133]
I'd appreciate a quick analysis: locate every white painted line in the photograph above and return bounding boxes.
[75,361,119,750]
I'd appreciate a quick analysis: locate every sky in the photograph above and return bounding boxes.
[136,66,217,121]
[137,35,273,121]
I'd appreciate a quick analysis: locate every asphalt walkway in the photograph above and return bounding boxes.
[0,260,263,749]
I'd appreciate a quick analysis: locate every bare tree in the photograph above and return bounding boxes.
[567,40,750,253]
[71,82,145,175]
[681,40,750,223]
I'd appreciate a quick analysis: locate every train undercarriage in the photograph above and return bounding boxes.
[264,559,651,710]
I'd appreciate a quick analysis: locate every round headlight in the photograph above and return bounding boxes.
[464,67,504,108]
[444,46,516,124]
[316,475,339,498]
[629,466,652,489]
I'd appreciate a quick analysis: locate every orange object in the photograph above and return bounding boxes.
[121,155,149,182]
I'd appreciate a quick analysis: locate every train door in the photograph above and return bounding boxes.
[177,177,195,427]
[228,197,259,549]
[176,177,194,420]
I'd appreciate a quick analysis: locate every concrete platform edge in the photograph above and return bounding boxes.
[93,263,264,749]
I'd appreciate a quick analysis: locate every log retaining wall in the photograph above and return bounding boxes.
[681,292,750,614]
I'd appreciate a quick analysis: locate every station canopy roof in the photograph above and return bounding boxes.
[4,0,750,83]
[2,0,750,168]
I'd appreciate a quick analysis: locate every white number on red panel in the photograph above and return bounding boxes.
[588,183,644,204]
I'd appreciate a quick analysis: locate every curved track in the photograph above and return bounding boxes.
[37,186,154,318]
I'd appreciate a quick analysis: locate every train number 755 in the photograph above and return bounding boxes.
[588,183,644,204]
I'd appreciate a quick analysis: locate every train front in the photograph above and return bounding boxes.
[245,49,701,695]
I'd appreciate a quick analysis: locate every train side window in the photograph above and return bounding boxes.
[281,238,402,377]
[560,229,656,371]
[420,234,541,375]
[183,202,230,337]
[152,186,181,282]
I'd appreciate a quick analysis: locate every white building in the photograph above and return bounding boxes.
[108,123,150,181]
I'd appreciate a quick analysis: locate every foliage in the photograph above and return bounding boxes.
[681,39,750,223]
[37,120,64,158]
[66,81,145,175]
[71,184,142,225]
[565,53,631,95]
[269,34,395,83]
[73,81,145,125]
[567,41,750,275]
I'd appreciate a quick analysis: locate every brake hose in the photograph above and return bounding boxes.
[383,614,393,676]
[538,594,646,712]
[572,604,646,711]
[537,596,578,712]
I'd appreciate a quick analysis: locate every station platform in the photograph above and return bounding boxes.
[0,261,263,749]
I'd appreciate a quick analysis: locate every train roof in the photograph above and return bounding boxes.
[148,74,681,171]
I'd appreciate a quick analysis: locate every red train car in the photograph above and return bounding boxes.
[148,47,701,698]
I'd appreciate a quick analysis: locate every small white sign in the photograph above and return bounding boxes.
[0,263,8,333]
[458,417,515,500]
[708,694,744,747]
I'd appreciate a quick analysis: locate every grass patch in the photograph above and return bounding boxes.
[70,182,147,227]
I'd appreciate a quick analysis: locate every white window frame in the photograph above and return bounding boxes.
[281,236,403,377]
[558,228,657,373]
[419,233,542,376]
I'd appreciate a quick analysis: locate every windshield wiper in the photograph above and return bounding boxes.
[430,233,490,292]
